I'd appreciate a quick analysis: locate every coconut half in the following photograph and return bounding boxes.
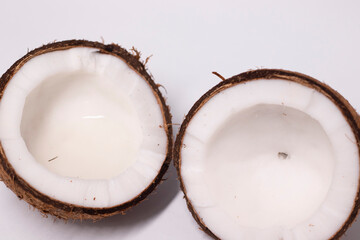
[0,40,172,219]
[174,69,360,240]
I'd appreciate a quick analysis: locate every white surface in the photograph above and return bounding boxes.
[0,0,359,239]
[180,80,359,239]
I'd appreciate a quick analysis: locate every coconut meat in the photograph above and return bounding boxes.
[180,79,359,239]
[0,48,168,208]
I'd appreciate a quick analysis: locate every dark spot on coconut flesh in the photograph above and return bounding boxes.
[48,156,58,162]
[278,152,289,160]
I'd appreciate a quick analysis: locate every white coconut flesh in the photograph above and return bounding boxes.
[180,79,359,239]
[0,47,168,208]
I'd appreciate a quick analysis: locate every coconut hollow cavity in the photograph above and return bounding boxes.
[174,69,360,240]
[0,40,172,220]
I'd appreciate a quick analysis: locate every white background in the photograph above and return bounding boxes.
[0,0,360,239]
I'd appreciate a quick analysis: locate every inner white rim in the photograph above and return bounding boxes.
[180,79,359,240]
[0,47,168,208]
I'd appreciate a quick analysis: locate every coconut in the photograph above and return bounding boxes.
[0,40,172,220]
[174,69,360,239]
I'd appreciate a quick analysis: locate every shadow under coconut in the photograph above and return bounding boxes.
[343,214,360,240]
[70,163,180,235]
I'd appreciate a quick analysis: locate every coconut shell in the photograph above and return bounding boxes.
[174,69,360,240]
[0,40,173,220]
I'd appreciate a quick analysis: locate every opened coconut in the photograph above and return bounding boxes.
[174,69,360,239]
[0,40,172,220]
